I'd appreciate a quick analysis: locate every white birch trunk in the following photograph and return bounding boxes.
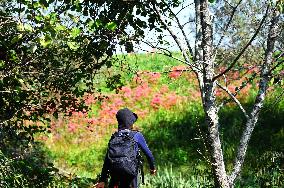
[196,0,230,187]
[229,9,281,186]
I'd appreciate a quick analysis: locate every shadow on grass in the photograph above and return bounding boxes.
[140,104,210,175]
[140,100,283,186]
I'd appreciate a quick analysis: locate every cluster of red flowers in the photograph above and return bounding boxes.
[215,66,259,100]
[47,64,262,136]
[34,63,265,140]
[168,65,188,79]
[48,67,192,135]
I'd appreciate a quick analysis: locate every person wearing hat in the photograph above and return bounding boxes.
[96,108,156,188]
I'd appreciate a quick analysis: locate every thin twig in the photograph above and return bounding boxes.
[213,4,269,81]
[176,2,194,16]
[152,2,198,71]
[215,0,243,49]
[216,82,249,119]
[162,1,194,56]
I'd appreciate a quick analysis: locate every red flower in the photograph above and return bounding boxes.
[151,94,162,109]
[68,123,78,132]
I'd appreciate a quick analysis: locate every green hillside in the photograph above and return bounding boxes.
[34,53,284,187]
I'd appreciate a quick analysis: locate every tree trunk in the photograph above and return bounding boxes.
[229,9,281,186]
[197,0,231,186]
[198,74,230,188]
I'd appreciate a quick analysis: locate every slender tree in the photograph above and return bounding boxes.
[115,0,283,187]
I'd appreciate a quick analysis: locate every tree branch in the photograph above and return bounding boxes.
[229,8,281,185]
[215,0,243,49]
[162,1,194,56]
[176,2,194,16]
[213,4,269,81]
[268,51,284,74]
[136,41,188,64]
[152,2,198,71]
[216,82,249,120]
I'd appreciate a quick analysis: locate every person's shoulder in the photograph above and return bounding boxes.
[132,131,145,140]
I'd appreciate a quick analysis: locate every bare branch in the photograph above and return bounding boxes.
[224,0,234,8]
[152,2,199,71]
[213,4,269,81]
[176,2,194,16]
[162,1,194,56]
[268,51,284,74]
[135,41,187,64]
[215,0,243,49]
[182,19,195,28]
[0,19,16,27]
[216,82,249,119]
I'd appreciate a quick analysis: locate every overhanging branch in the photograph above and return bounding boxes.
[162,1,194,56]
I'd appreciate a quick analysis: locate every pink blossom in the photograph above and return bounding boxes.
[68,123,78,132]
[228,85,236,93]
[133,76,144,84]
[135,86,144,99]
[84,94,96,105]
[148,72,161,83]
[169,71,181,79]
[120,86,132,97]
[87,118,98,125]
[160,85,169,93]
[232,72,239,80]
[151,94,162,108]
[113,98,124,107]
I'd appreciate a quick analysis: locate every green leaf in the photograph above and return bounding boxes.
[33,2,41,9]
[71,27,81,38]
[24,24,33,32]
[68,14,79,23]
[31,45,37,53]
[0,60,5,69]
[273,50,282,58]
[39,35,52,47]
[67,41,79,50]
[88,20,95,31]
[208,0,215,3]
[11,34,23,44]
[39,0,48,8]
[95,19,102,28]
[35,15,43,22]
[106,22,117,31]
[55,23,66,31]
[17,23,24,31]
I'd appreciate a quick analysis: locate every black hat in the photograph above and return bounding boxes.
[116,108,138,130]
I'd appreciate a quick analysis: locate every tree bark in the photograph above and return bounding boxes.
[197,0,230,187]
[229,9,281,186]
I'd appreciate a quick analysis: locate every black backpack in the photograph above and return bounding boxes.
[107,130,139,178]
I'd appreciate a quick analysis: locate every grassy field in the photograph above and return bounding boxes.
[35,53,283,187]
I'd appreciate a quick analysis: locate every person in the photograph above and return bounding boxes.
[95,108,156,188]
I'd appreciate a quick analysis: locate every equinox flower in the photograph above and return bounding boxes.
[151,94,162,109]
